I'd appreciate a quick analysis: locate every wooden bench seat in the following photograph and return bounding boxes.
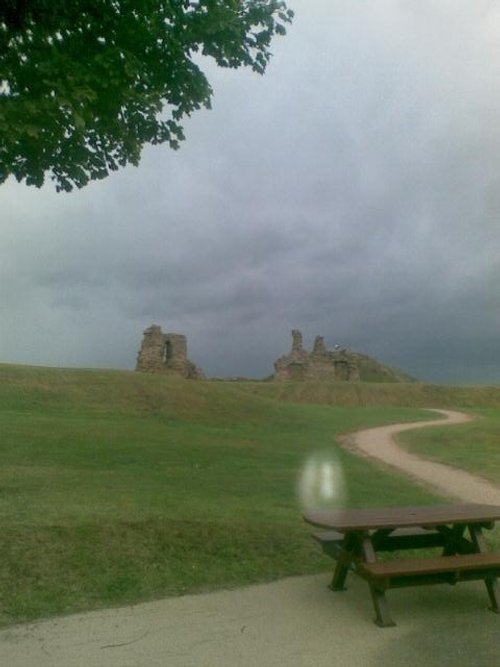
[312,526,442,557]
[357,552,500,590]
[312,530,344,544]
[313,526,439,543]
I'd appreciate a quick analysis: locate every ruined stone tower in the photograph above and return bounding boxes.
[135,325,204,379]
[273,330,360,382]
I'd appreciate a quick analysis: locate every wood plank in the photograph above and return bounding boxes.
[313,527,439,542]
[358,552,500,578]
[312,530,344,544]
[312,526,446,558]
[304,503,500,531]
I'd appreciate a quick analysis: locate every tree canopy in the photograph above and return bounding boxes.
[0,1,293,191]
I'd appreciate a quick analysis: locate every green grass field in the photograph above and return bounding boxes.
[399,408,500,485]
[0,363,499,627]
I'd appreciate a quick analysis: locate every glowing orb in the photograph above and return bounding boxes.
[297,451,346,511]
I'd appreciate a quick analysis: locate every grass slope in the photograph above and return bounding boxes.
[351,351,416,382]
[399,408,500,485]
[0,363,497,626]
[244,380,500,407]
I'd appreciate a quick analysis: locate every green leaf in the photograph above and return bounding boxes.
[0,0,293,191]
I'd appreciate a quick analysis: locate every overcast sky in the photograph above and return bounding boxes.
[2,0,500,383]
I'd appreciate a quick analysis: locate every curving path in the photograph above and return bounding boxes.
[343,408,500,504]
[1,408,500,667]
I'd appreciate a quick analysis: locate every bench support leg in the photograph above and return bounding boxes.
[485,578,500,614]
[369,585,396,627]
[360,533,396,627]
[468,524,500,613]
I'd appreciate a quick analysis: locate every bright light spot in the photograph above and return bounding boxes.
[297,451,346,511]
[319,463,335,499]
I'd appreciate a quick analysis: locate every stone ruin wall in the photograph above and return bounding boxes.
[135,325,204,379]
[135,325,359,382]
[273,329,360,382]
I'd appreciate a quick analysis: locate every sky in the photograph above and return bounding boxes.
[1,0,500,384]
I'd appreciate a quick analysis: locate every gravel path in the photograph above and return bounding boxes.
[344,408,500,504]
[1,408,499,667]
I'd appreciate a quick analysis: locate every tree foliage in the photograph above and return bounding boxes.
[0,1,293,191]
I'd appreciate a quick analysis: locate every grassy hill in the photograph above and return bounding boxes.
[0,362,499,626]
[242,377,500,408]
[350,351,417,383]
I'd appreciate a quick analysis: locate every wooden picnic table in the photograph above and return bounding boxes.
[304,503,500,627]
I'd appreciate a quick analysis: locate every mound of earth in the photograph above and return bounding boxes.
[273,330,415,383]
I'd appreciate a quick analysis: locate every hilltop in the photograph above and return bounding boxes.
[1,362,500,409]
[271,329,416,384]
[1,361,500,627]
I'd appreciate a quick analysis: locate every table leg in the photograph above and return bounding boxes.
[329,533,357,591]
[330,561,348,591]
[440,524,467,556]
[469,524,500,613]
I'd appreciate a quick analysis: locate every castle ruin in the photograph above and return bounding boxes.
[273,329,360,382]
[135,325,204,379]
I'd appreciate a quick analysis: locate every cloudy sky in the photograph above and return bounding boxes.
[2,0,500,383]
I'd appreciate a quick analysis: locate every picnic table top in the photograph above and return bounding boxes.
[303,503,500,532]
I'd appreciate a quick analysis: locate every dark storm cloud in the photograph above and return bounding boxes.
[1,1,500,381]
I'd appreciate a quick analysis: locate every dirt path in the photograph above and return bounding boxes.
[1,408,500,667]
[343,408,500,504]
